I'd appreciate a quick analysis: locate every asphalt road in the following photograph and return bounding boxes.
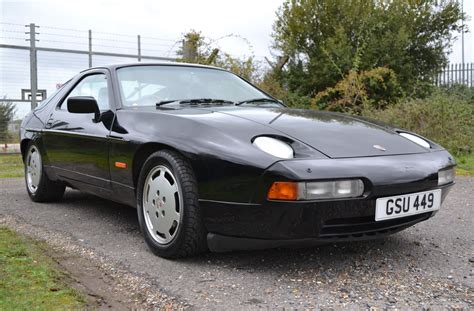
[0,177,472,309]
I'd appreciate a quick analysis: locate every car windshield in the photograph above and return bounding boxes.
[116,65,272,107]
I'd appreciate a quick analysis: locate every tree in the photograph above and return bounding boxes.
[0,98,16,149]
[272,0,464,97]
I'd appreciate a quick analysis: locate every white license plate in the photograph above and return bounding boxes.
[375,189,441,221]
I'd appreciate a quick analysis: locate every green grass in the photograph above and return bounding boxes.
[0,227,86,310]
[456,153,474,176]
[0,154,24,178]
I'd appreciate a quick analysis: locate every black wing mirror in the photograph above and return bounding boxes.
[67,96,101,122]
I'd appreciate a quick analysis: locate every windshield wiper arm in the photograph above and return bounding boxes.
[236,98,281,106]
[156,99,179,106]
[180,98,235,105]
[157,98,235,107]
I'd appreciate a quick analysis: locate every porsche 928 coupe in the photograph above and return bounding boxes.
[20,63,455,258]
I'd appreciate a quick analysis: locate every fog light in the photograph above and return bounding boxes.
[267,179,364,201]
[438,167,455,186]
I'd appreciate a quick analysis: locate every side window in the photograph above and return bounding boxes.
[62,74,109,111]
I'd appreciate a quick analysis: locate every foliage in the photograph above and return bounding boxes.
[273,0,464,96]
[0,227,86,309]
[361,89,474,156]
[456,153,474,176]
[0,98,15,146]
[215,54,259,82]
[257,71,312,108]
[439,83,474,102]
[312,67,402,113]
[177,30,258,81]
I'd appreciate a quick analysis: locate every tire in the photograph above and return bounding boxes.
[24,142,66,202]
[136,150,207,258]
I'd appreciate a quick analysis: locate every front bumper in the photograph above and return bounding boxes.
[200,151,456,252]
[201,185,452,252]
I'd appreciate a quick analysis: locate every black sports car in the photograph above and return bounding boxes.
[21,63,455,258]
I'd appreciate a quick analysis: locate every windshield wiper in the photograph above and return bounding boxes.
[156,98,235,107]
[235,98,281,106]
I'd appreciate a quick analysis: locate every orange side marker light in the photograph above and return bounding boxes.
[115,162,127,169]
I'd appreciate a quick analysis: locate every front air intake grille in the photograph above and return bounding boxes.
[319,212,432,239]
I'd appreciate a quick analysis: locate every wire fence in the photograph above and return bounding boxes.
[0,22,183,121]
[0,22,270,123]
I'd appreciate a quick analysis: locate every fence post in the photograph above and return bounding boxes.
[137,35,141,62]
[182,39,196,62]
[27,23,38,110]
[88,30,92,68]
[471,63,474,87]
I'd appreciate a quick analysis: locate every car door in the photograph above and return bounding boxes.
[42,71,114,190]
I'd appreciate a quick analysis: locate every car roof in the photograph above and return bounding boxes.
[80,62,227,73]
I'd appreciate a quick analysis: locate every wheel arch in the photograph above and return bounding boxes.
[132,142,200,190]
[20,138,31,161]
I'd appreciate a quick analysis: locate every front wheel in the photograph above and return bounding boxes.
[136,150,207,258]
[25,142,65,202]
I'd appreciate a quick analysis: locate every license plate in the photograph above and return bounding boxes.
[375,189,441,221]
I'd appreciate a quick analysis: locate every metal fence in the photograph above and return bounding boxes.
[435,63,474,87]
[0,22,182,120]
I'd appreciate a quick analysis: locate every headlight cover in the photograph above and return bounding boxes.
[302,179,365,200]
[253,136,294,159]
[438,167,455,186]
[399,132,431,149]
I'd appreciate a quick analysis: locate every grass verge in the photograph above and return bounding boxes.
[456,153,474,176]
[0,154,23,178]
[0,227,86,309]
[0,150,472,179]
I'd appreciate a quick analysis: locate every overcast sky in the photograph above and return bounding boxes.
[1,0,473,118]
[0,0,283,58]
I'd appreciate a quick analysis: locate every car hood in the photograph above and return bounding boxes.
[206,107,429,158]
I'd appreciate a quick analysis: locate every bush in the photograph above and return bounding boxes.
[312,67,403,114]
[439,84,474,102]
[361,89,474,156]
[257,73,312,109]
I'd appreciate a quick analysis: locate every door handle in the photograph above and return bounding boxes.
[107,134,125,141]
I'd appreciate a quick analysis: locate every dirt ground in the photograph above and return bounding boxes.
[1,177,472,309]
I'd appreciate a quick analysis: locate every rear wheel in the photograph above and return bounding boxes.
[25,142,65,202]
[136,150,207,258]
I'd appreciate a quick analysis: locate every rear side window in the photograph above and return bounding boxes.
[36,80,71,110]
[61,74,110,111]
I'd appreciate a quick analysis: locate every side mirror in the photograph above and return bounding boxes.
[67,96,101,122]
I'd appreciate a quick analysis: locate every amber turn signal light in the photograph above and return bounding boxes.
[267,181,298,200]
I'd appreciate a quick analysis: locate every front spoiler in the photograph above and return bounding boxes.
[207,211,431,252]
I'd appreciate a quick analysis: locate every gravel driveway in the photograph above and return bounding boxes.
[0,177,472,309]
